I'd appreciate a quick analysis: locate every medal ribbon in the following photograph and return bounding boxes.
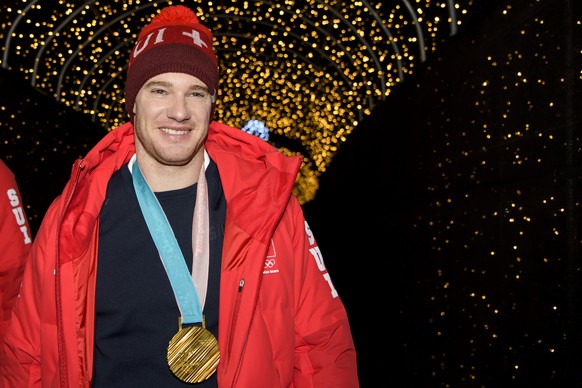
[130,154,210,325]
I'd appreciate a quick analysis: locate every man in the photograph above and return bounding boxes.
[0,5,358,387]
[0,158,32,345]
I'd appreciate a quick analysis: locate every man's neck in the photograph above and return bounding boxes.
[134,151,204,192]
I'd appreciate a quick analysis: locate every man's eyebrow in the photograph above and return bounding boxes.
[143,80,171,88]
[190,84,211,93]
[142,80,210,93]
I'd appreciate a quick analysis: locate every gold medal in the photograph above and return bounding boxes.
[167,318,220,383]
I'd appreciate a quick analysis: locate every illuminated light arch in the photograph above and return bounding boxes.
[400,0,427,62]
[2,0,40,69]
[55,7,138,99]
[0,0,471,203]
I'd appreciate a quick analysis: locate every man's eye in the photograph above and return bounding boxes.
[190,91,206,98]
[151,88,167,94]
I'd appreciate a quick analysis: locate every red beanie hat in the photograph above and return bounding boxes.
[125,5,219,121]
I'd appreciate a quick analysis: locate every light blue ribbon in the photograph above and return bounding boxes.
[131,161,202,325]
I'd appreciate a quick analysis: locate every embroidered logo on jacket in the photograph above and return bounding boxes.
[305,221,338,298]
[263,239,279,275]
[6,188,31,245]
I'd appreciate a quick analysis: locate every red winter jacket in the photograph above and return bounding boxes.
[0,159,32,345]
[0,121,359,387]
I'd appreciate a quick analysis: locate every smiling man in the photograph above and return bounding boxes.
[0,5,359,387]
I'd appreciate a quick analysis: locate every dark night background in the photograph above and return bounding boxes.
[1,0,581,386]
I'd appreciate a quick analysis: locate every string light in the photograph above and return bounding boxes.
[241,119,270,141]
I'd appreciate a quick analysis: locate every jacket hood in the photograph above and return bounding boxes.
[59,123,136,264]
[207,121,302,244]
[58,121,301,263]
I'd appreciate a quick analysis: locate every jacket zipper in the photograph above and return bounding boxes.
[228,278,245,356]
[57,158,84,388]
[229,258,266,386]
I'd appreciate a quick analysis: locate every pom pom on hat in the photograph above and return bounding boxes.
[125,5,219,121]
[137,5,203,40]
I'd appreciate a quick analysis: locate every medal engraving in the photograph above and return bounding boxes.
[167,325,220,383]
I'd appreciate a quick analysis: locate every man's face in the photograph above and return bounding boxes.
[133,72,213,167]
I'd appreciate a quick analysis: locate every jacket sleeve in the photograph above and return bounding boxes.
[0,161,32,345]
[0,199,60,387]
[289,198,360,387]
